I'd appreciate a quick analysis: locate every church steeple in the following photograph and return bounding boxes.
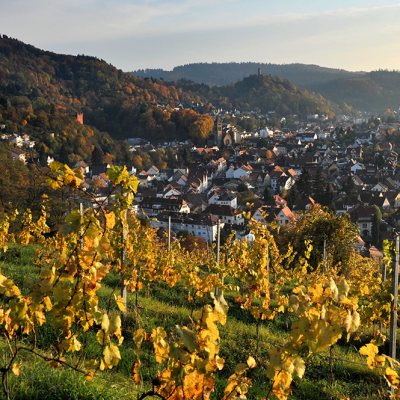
[214,116,222,146]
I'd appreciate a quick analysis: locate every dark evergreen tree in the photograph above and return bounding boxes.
[182,149,193,165]
[312,168,326,204]
[58,144,69,164]
[287,183,301,208]
[263,186,271,201]
[342,174,357,196]
[322,182,334,208]
[91,146,104,164]
[237,183,247,192]
[297,167,312,198]
[38,145,47,167]
[371,205,382,247]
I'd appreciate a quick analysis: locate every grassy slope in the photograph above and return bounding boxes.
[0,245,389,400]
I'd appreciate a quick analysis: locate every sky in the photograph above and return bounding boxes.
[2,0,400,72]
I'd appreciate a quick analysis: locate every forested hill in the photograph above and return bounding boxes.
[0,36,340,152]
[0,36,217,146]
[207,73,340,117]
[306,70,400,112]
[133,62,365,87]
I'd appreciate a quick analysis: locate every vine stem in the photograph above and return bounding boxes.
[265,379,275,400]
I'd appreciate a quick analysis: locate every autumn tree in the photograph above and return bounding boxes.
[180,233,207,253]
[91,176,106,189]
[281,205,359,273]
[188,115,214,144]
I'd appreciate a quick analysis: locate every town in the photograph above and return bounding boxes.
[5,106,399,259]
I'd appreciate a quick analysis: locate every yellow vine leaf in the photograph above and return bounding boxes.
[216,355,225,370]
[247,356,256,369]
[343,310,360,335]
[360,343,379,369]
[103,343,121,369]
[132,361,141,384]
[105,212,116,229]
[115,295,126,313]
[385,367,400,387]
[292,357,305,378]
[12,364,22,376]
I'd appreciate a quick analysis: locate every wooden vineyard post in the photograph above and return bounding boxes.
[215,219,221,297]
[121,210,127,316]
[168,215,171,252]
[389,234,400,395]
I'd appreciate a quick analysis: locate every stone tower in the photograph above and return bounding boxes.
[214,116,222,146]
[76,112,84,125]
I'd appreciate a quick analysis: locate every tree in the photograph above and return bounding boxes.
[91,146,104,164]
[266,150,273,160]
[237,183,248,192]
[312,168,326,204]
[287,183,301,208]
[38,145,47,167]
[263,186,271,201]
[281,205,359,273]
[58,144,69,164]
[257,138,269,148]
[322,182,334,208]
[180,233,207,253]
[91,176,105,189]
[342,174,357,196]
[182,149,194,165]
[188,115,214,144]
[371,205,382,247]
[297,168,312,198]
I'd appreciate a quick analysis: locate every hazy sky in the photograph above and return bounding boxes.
[2,0,400,72]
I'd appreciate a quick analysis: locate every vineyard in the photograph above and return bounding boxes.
[0,163,400,400]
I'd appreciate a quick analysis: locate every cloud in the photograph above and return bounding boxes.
[1,0,235,44]
[2,1,400,71]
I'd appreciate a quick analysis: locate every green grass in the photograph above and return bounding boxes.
[0,244,394,399]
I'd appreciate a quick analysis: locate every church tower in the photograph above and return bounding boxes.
[214,116,223,146]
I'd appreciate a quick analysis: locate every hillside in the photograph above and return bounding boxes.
[0,36,214,147]
[208,73,339,117]
[0,36,342,151]
[133,62,365,87]
[308,70,400,112]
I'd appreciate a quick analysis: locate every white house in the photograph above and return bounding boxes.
[208,190,238,209]
[371,182,388,192]
[10,148,26,163]
[253,206,295,226]
[147,165,160,176]
[225,165,252,179]
[260,127,273,138]
[151,212,224,242]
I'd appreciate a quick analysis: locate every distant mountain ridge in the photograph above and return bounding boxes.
[133,62,366,87]
[307,70,400,112]
[134,63,400,112]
